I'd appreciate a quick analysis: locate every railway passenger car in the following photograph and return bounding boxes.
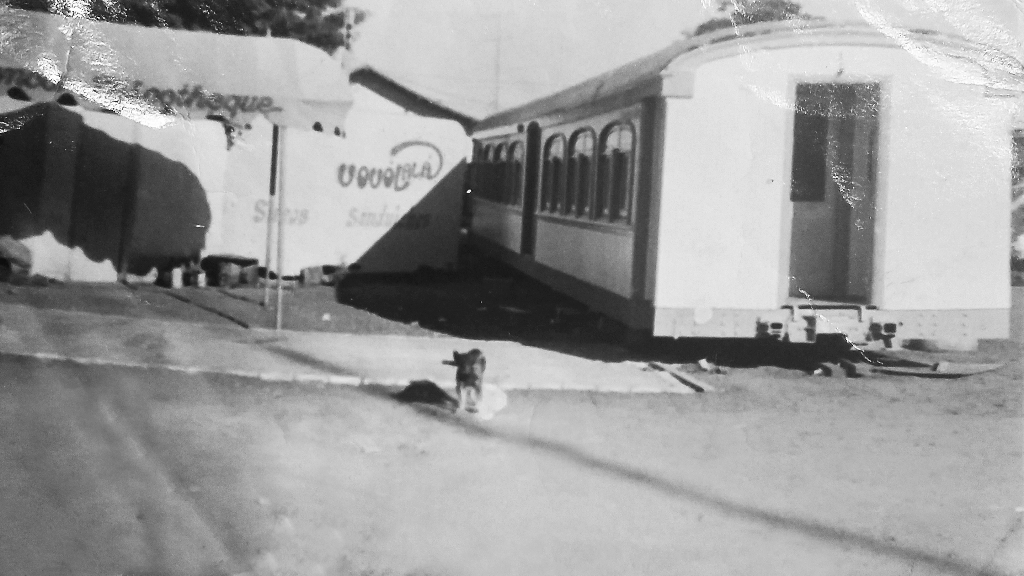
[468,21,1015,347]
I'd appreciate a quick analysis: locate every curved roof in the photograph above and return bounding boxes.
[473,20,998,133]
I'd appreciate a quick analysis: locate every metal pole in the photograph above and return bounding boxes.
[263,124,280,307]
[275,126,287,331]
[116,142,141,283]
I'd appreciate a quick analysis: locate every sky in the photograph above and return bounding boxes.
[345,0,1024,118]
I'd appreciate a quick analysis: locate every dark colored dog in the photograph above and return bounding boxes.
[453,349,486,413]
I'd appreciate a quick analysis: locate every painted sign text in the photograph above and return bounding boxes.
[337,140,444,192]
[253,200,309,225]
[93,75,282,118]
[347,205,432,231]
[0,68,282,118]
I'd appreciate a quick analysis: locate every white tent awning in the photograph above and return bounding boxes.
[0,6,352,131]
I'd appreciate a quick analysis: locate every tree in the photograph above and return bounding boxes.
[693,0,814,36]
[7,0,366,54]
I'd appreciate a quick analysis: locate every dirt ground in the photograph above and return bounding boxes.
[1,355,1020,576]
[0,258,1021,575]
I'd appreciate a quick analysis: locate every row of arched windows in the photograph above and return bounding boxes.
[474,141,524,205]
[541,123,634,222]
[476,120,636,224]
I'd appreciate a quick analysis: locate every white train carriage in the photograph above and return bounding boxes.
[468,21,1015,347]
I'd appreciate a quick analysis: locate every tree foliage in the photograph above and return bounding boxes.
[694,0,814,36]
[7,0,366,53]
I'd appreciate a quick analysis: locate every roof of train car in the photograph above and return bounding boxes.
[473,20,1008,134]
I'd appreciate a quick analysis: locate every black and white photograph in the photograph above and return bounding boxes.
[0,0,1022,574]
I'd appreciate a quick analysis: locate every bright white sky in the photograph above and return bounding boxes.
[346,0,1024,118]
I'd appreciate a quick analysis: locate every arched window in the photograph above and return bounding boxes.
[475,144,493,200]
[567,129,595,216]
[542,135,566,213]
[508,142,525,205]
[597,123,635,222]
[493,143,508,203]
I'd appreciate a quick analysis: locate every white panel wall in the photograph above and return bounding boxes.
[655,67,789,310]
[534,219,634,298]
[655,44,1012,312]
[212,86,470,274]
[13,86,470,280]
[875,68,1011,310]
[212,115,273,262]
[471,200,522,254]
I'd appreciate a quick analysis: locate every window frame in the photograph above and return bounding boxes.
[541,134,566,213]
[533,106,642,229]
[597,122,636,223]
[567,128,596,217]
[508,141,525,206]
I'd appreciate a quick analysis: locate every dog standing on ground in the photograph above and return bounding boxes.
[453,349,486,413]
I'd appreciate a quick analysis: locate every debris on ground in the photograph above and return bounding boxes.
[0,235,31,273]
[474,383,508,420]
[697,358,728,375]
[867,359,1004,378]
[645,362,712,393]
[813,358,860,378]
[808,350,1007,379]
[0,236,51,286]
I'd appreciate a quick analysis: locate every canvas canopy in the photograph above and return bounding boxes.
[0,6,355,330]
[0,6,352,131]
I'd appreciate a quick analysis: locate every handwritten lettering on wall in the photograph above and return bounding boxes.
[243,139,448,236]
[337,140,444,192]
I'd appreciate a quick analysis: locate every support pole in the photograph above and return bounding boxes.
[116,142,141,283]
[275,126,287,331]
[263,124,280,307]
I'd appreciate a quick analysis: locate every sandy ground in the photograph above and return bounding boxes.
[0,351,1020,576]
[0,272,1020,575]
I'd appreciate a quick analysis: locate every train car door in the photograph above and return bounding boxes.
[520,122,541,256]
[788,82,879,302]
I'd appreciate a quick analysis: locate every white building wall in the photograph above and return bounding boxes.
[654,43,1012,313]
[534,220,634,298]
[877,69,1011,310]
[655,64,790,311]
[210,85,470,274]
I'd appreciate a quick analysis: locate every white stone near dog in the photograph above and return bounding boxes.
[473,383,508,421]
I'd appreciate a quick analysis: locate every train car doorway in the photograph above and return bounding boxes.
[521,122,542,256]
[788,82,880,303]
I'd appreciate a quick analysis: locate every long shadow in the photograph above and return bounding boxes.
[262,343,361,377]
[0,103,211,277]
[333,243,851,370]
[258,343,1011,576]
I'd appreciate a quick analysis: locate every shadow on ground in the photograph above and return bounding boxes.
[328,246,922,371]
[263,343,1012,576]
